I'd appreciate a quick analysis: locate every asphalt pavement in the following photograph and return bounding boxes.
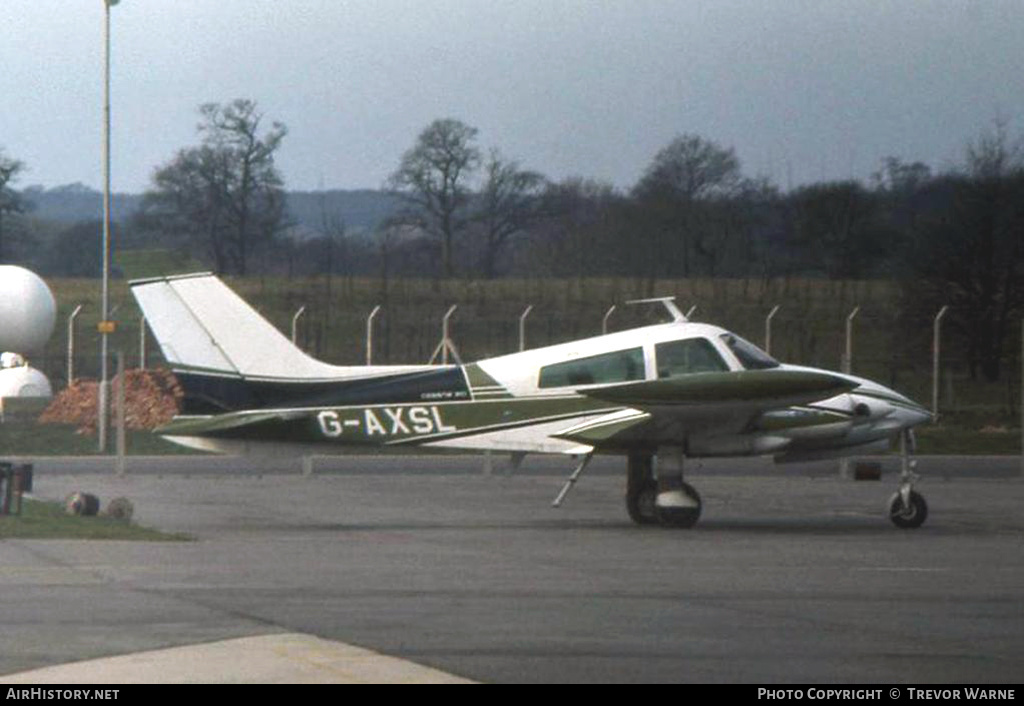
[1,454,1021,683]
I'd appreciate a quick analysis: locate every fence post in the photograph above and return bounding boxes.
[66,304,83,385]
[291,306,306,346]
[519,305,533,351]
[932,306,949,421]
[843,306,860,374]
[765,305,780,356]
[429,305,462,365]
[839,306,860,479]
[115,351,126,476]
[366,305,381,365]
[139,316,147,370]
[602,305,616,335]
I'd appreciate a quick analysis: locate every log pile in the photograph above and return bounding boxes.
[39,368,183,434]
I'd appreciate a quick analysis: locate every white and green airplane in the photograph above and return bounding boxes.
[131,273,933,529]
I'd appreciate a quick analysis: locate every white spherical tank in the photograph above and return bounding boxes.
[0,364,52,398]
[0,265,57,354]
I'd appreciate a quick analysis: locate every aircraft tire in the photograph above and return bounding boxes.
[626,453,658,525]
[889,490,928,529]
[627,481,659,525]
[655,482,702,529]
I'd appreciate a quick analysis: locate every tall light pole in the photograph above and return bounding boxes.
[98,0,119,452]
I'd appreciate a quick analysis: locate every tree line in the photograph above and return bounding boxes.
[1,101,1022,381]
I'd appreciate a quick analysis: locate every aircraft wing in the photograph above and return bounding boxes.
[578,369,855,411]
[559,369,857,450]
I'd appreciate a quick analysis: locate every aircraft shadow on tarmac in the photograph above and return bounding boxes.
[275,515,916,535]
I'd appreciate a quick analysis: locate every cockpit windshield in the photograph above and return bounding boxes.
[720,333,780,370]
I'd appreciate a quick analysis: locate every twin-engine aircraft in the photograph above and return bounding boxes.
[131,273,932,529]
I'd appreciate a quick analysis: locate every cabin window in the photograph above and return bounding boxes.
[655,338,729,378]
[719,333,779,370]
[538,347,645,388]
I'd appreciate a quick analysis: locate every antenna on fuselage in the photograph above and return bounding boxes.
[624,296,689,323]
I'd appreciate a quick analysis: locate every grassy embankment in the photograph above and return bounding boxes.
[0,497,188,540]
[0,421,196,456]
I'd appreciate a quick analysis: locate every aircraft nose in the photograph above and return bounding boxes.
[904,402,933,427]
[848,383,932,429]
[877,389,932,427]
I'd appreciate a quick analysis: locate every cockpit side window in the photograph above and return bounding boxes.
[719,333,780,370]
[655,338,729,378]
[538,347,645,388]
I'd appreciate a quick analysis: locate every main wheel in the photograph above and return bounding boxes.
[889,490,928,529]
[627,480,659,525]
[655,482,702,529]
[626,454,658,525]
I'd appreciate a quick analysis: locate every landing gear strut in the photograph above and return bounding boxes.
[889,429,928,529]
[626,448,702,528]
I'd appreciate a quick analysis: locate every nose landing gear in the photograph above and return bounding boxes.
[889,429,928,529]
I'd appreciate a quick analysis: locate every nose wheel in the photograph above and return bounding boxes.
[889,489,928,528]
[890,429,927,529]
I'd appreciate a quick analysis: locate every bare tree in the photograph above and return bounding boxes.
[873,156,932,194]
[787,180,885,278]
[318,194,347,301]
[634,134,742,202]
[144,145,230,271]
[530,178,622,279]
[632,134,744,277]
[0,150,27,262]
[141,99,287,275]
[387,118,480,277]
[475,149,546,278]
[910,121,1024,381]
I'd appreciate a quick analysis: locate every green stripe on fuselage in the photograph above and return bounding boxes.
[463,363,513,399]
[158,395,618,447]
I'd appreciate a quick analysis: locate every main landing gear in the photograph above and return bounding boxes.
[889,429,928,529]
[622,431,928,529]
[627,448,702,528]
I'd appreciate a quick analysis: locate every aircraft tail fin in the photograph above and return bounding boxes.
[130,272,332,380]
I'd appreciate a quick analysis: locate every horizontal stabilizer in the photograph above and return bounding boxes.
[157,410,310,437]
[580,369,855,410]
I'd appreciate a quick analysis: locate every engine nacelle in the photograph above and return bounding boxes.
[688,434,791,457]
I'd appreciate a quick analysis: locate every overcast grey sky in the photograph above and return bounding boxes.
[2,0,1022,194]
